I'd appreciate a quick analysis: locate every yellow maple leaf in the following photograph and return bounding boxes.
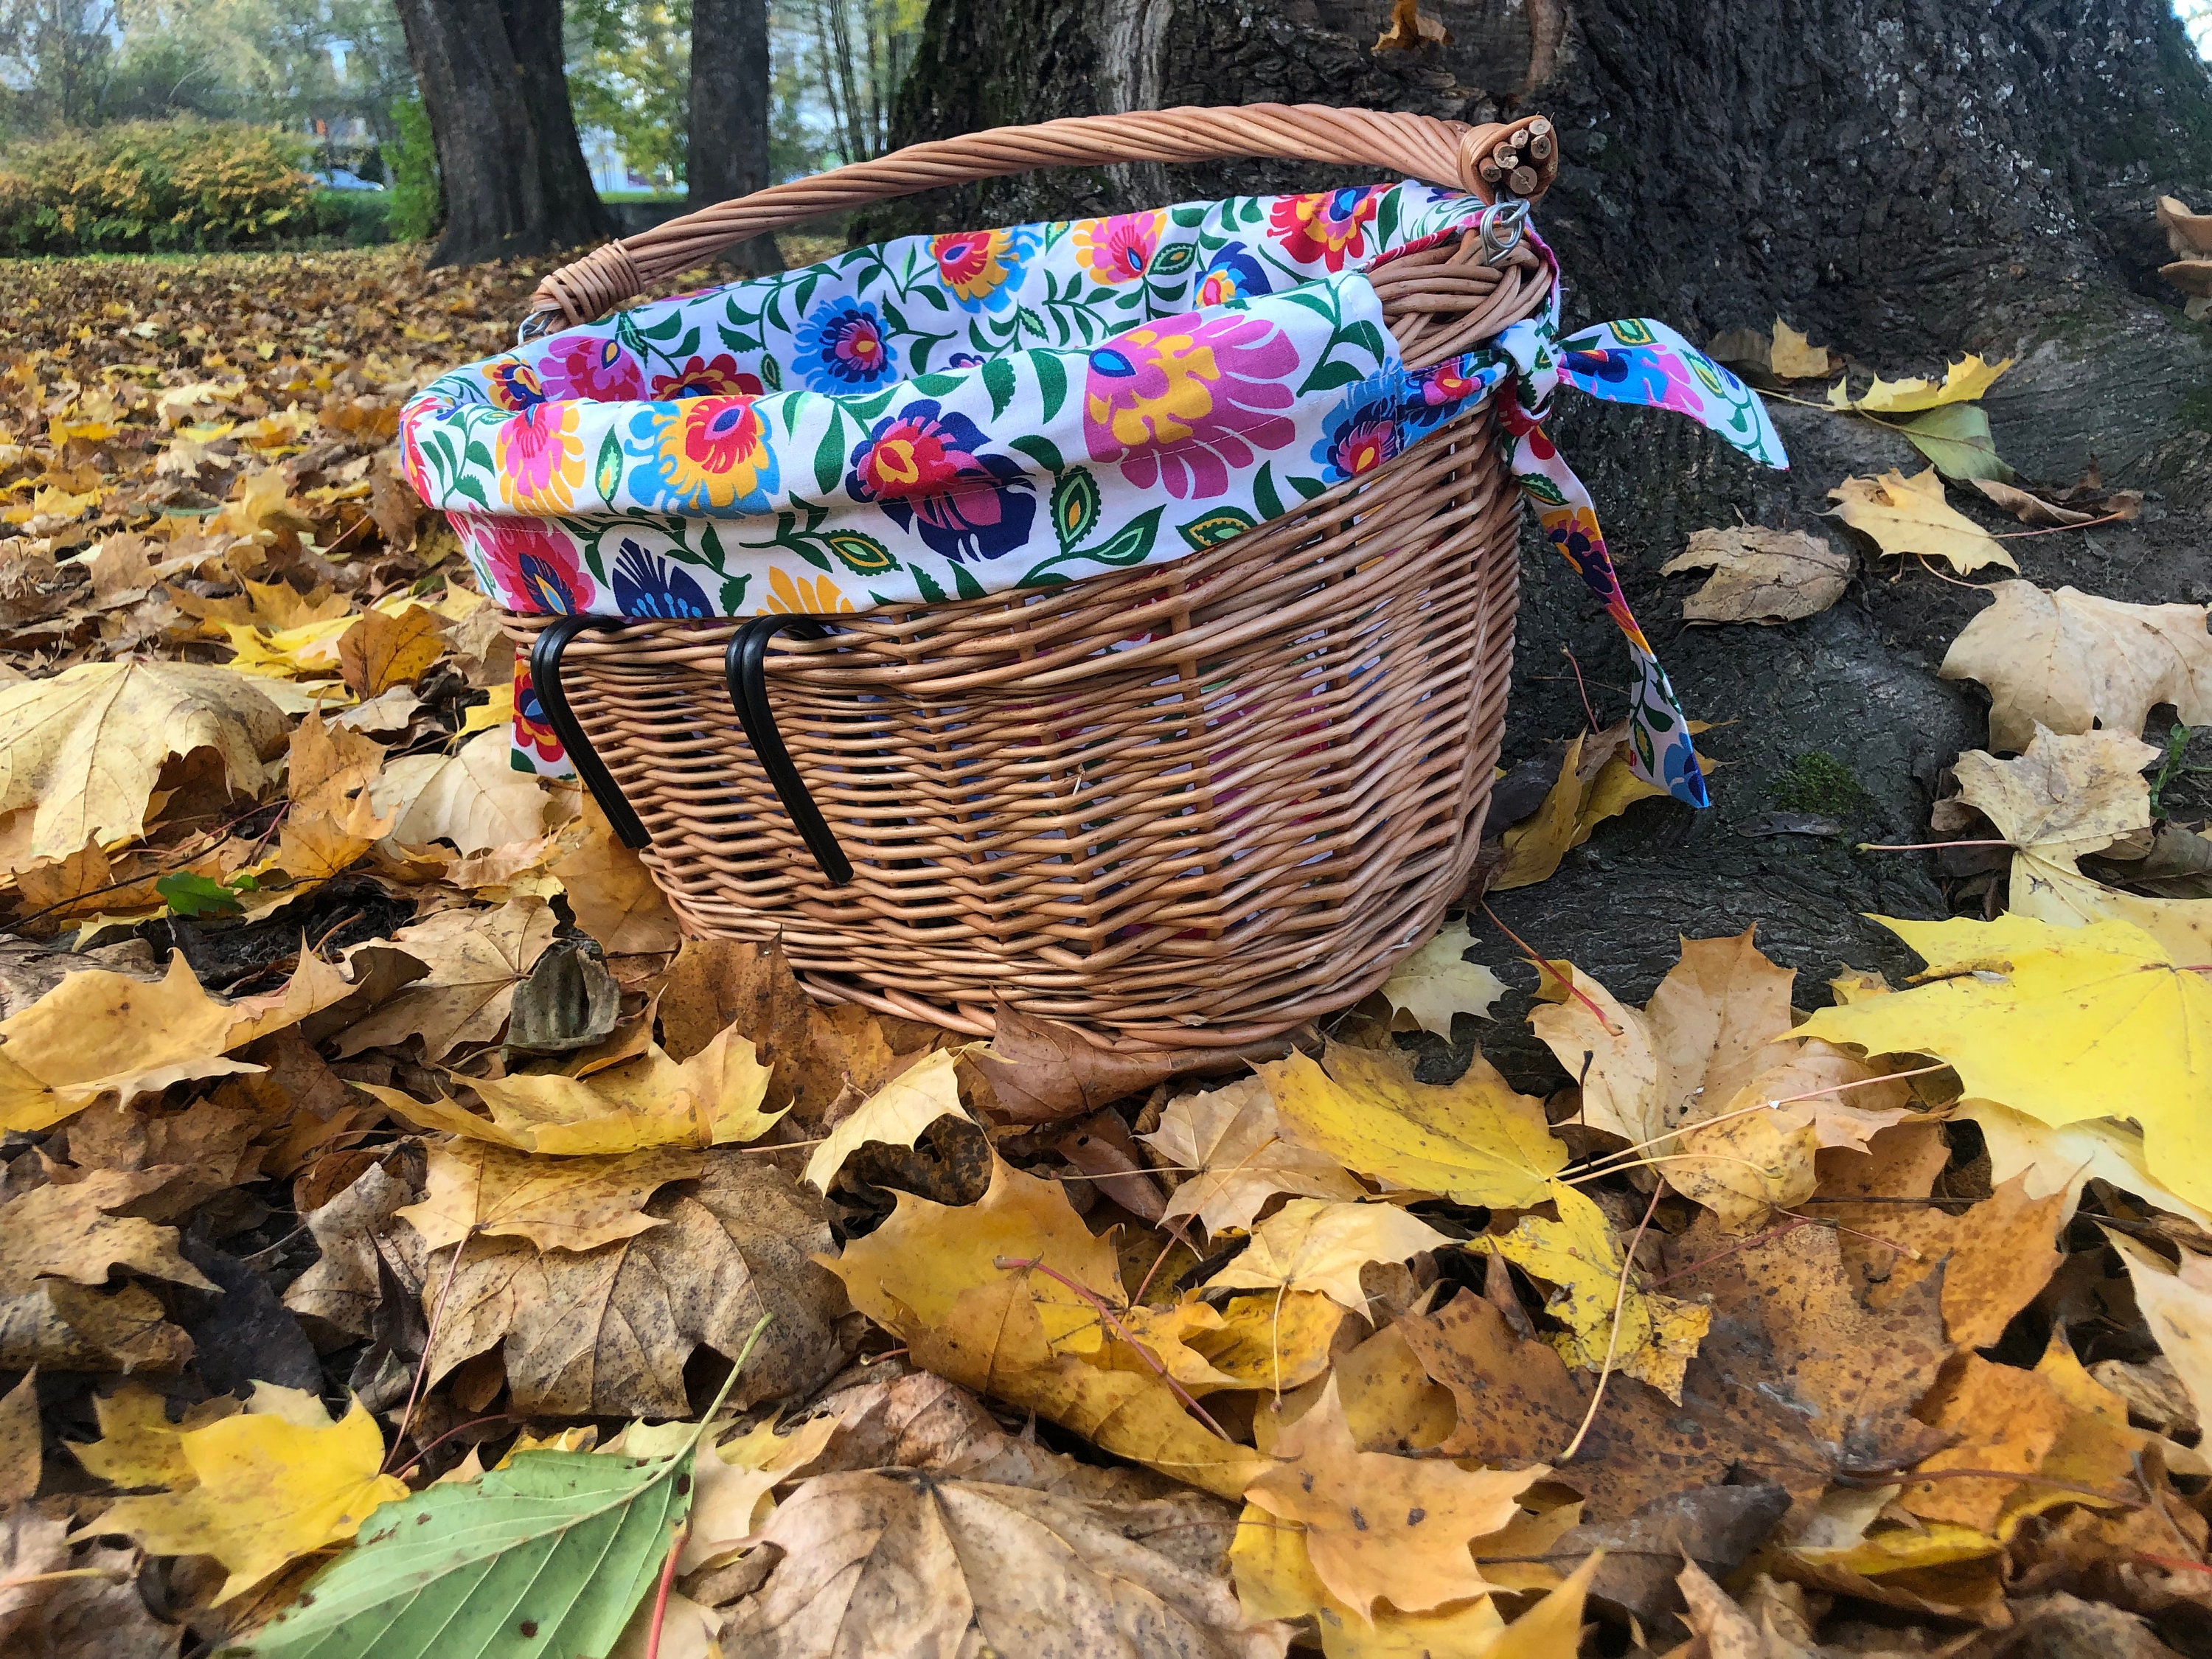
[1797,914,2212,1211]
[1768,317,1832,379]
[1827,467,2015,573]
[1259,1042,1566,1210]
[1486,1183,1712,1401]
[361,1026,781,1155]
[1204,1199,1453,1312]
[394,1139,703,1253]
[1244,1377,1545,1618]
[273,710,394,883]
[80,1384,406,1601]
[0,660,288,860]
[1140,1076,1368,1239]
[1116,1291,1344,1396]
[1829,352,2014,414]
[2104,1233,2212,1435]
[0,951,357,1133]
[1377,917,1506,1034]
[804,1048,966,1192]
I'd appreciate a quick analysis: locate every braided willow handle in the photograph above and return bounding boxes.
[525,103,1559,331]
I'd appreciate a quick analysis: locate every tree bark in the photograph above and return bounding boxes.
[392,0,613,268]
[689,0,780,273]
[876,0,2212,1060]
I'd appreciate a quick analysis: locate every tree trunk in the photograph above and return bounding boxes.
[877,0,2212,1063]
[392,0,613,268]
[689,0,780,273]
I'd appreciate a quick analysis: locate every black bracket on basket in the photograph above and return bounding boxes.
[529,615,653,851]
[725,616,854,886]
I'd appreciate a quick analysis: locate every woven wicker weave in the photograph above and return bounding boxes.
[511,105,1558,1051]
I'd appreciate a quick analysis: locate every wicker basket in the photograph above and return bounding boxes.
[498,106,1562,1051]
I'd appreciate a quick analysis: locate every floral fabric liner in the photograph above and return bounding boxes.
[400,182,1784,808]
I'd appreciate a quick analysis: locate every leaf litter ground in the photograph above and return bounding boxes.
[0,250,2209,1659]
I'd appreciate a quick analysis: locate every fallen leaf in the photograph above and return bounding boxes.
[1795,914,2212,1211]
[0,1510,177,1658]
[394,1139,703,1253]
[2104,1233,2212,1433]
[0,1368,39,1506]
[1827,467,2015,573]
[1893,403,2014,483]
[282,1158,421,1343]
[1830,353,2014,414]
[550,795,681,953]
[333,896,557,1061]
[1141,1076,1368,1238]
[1118,1291,1345,1396]
[0,660,288,859]
[975,1004,1261,1125]
[679,1413,838,1571]
[1377,917,1506,1034]
[1768,319,1832,379]
[1485,1183,1712,1400]
[1244,1376,1545,1618]
[337,602,444,696]
[424,1154,847,1416]
[1206,1199,1454,1312]
[84,1384,407,1602]
[1372,0,1449,51]
[272,709,393,882]
[1662,527,1851,625]
[722,1468,1284,1659]
[232,1441,697,1659]
[805,1047,965,1192]
[0,1166,215,1297]
[1938,582,2212,752]
[1970,479,2096,527]
[370,727,548,853]
[1849,1175,2065,1348]
[1259,1042,1566,1209]
[365,1026,779,1154]
[1495,734,1586,890]
[1557,1485,1792,1630]
[1959,1099,2212,1229]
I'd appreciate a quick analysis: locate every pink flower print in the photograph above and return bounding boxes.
[1073,210,1166,285]
[453,512,596,613]
[539,335,645,401]
[1082,313,1299,498]
[495,401,584,512]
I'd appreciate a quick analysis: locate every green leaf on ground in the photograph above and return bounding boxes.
[1892,403,2015,482]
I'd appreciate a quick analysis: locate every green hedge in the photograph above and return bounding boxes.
[0,119,318,254]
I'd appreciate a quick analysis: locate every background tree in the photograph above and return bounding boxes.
[689,0,777,268]
[392,0,611,264]
[0,0,125,129]
[877,0,2212,1022]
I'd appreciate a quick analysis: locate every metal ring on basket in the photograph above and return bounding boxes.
[1478,200,1529,266]
[724,617,855,886]
[528,616,654,849]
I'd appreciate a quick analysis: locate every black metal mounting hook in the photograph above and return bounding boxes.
[528,615,653,850]
[725,616,855,886]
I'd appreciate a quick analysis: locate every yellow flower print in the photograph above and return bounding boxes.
[495,403,584,513]
[764,565,856,616]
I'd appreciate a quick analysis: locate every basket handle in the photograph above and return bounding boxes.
[524,103,1558,333]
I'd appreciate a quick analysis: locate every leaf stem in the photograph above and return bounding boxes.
[1478,903,1621,1035]
[1558,1183,1661,1461]
[642,1519,688,1659]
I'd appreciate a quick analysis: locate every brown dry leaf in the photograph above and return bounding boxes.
[0,1510,177,1659]
[1204,1199,1453,1312]
[656,937,901,1123]
[337,603,444,696]
[721,1467,1285,1659]
[0,1368,39,1506]
[273,708,394,882]
[1662,527,1851,625]
[975,1003,1258,1125]
[364,1025,778,1154]
[2104,1233,2212,1432]
[1847,1174,2065,1347]
[333,896,557,1060]
[1142,1076,1367,1238]
[1400,1220,1952,1526]
[550,795,680,953]
[1372,0,1449,50]
[1940,581,2212,752]
[423,1152,848,1417]
[0,658,289,860]
[1969,479,2097,527]
[1259,1041,1566,1210]
[1245,1376,1544,1618]
[282,1158,421,1344]
[394,1139,703,1253]
[370,727,548,852]
[1826,467,2015,573]
[0,948,355,1133]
